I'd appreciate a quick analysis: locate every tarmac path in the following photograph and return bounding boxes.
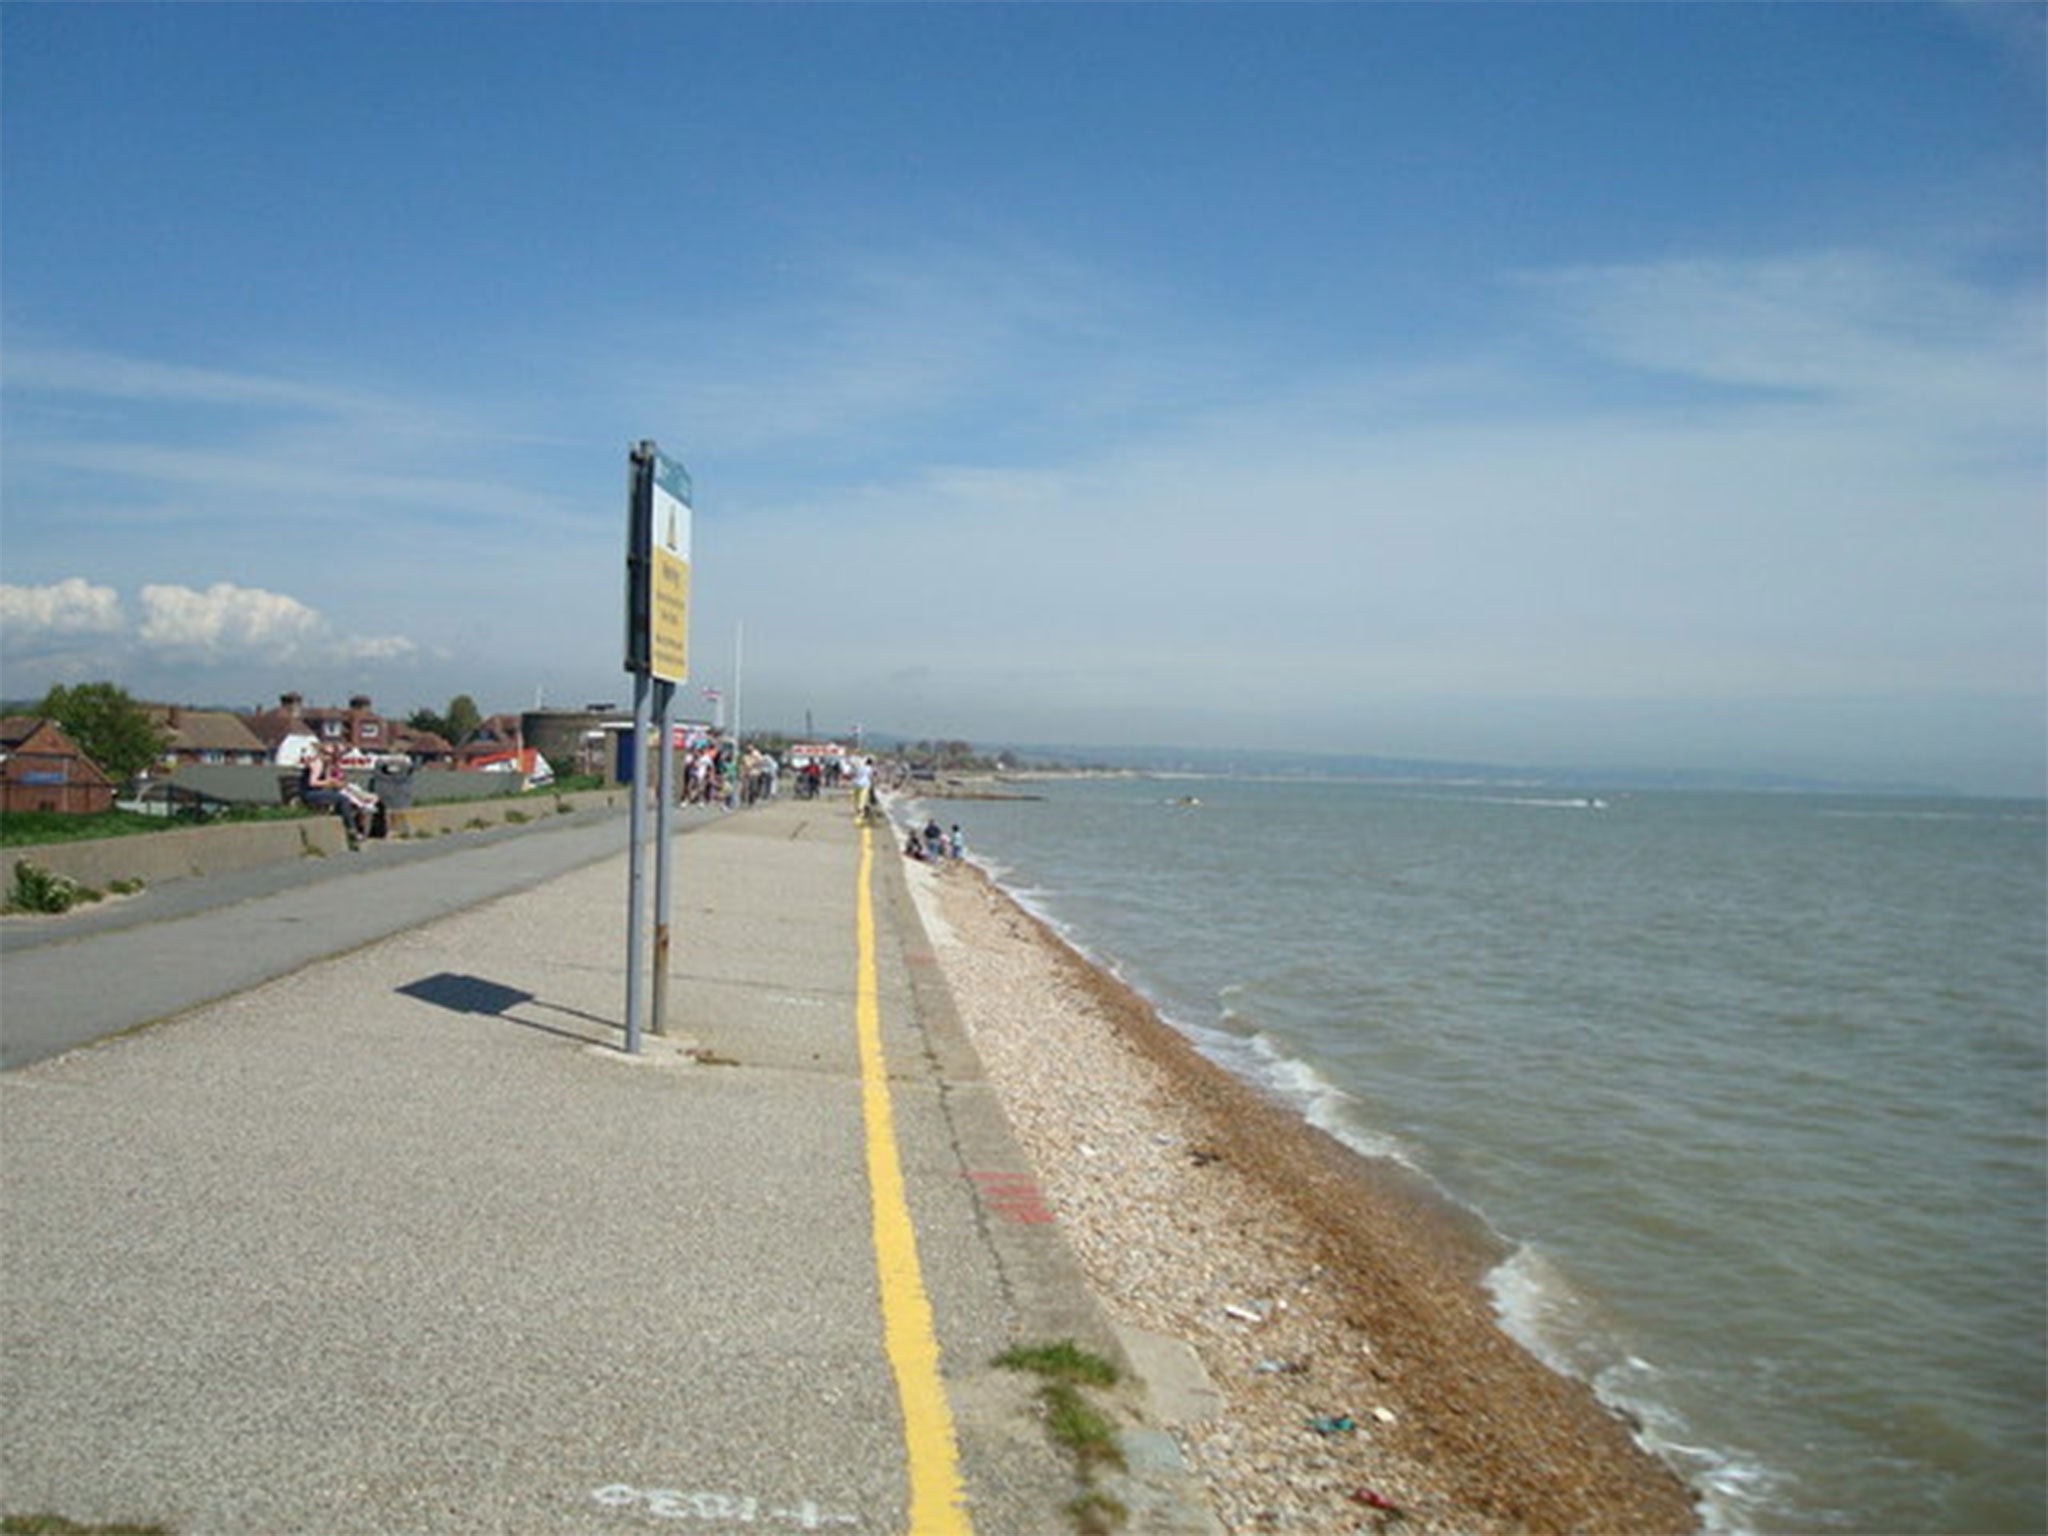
[0,801,698,1070]
[0,796,1216,1535]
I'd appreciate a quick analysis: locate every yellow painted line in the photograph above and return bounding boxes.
[855,822,973,1534]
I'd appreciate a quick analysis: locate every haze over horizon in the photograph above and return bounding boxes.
[3,5,2042,797]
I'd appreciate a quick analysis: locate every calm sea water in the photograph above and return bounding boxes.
[907,777,2047,1535]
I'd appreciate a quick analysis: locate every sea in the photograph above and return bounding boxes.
[902,776,2047,1536]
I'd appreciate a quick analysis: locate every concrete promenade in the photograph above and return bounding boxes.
[1,796,1214,1534]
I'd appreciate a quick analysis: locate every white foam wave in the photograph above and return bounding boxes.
[1488,1245,1778,1534]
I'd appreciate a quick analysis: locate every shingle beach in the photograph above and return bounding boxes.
[906,853,1699,1534]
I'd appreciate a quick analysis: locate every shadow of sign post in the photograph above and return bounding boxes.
[397,972,623,1046]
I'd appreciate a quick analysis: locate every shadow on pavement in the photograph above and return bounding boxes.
[397,970,621,1046]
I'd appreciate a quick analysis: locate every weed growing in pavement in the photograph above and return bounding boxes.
[995,1340,1128,1533]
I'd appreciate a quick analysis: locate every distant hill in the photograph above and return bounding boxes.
[964,739,1959,798]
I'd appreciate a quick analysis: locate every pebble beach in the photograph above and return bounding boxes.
[904,850,1699,1534]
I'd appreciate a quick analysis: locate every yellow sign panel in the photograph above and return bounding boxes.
[647,459,692,683]
[651,544,689,683]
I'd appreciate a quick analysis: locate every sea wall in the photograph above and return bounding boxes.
[3,788,629,894]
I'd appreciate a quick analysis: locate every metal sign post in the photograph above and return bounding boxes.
[624,441,693,1054]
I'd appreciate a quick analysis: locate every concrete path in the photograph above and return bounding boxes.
[0,796,1215,1534]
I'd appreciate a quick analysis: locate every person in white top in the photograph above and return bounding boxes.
[850,756,874,823]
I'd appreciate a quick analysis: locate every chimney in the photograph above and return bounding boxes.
[349,695,372,712]
[280,692,303,721]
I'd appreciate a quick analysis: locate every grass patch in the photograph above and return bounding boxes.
[995,1340,1120,1388]
[1043,1382,1125,1472]
[2,1517,171,1536]
[996,1340,1127,1532]
[3,803,316,848]
[2,810,166,848]
[1067,1491,1129,1536]
[503,809,530,825]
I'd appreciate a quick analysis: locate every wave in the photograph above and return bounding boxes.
[1486,1246,1778,1534]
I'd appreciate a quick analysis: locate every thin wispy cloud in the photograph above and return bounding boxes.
[2,4,2038,789]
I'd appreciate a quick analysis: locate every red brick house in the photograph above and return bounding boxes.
[244,692,398,757]
[243,693,453,766]
[0,717,117,815]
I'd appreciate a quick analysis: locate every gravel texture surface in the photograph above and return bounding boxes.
[907,856,1700,1535]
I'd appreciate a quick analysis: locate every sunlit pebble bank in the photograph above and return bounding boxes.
[905,854,1699,1534]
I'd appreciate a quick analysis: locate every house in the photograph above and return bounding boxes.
[0,717,117,815]
[244,693,400,768]
[145,704,270,767]
[387,722,455,766]
[458,712,526,765]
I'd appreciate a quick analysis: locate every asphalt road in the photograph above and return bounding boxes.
[0,802,717,1070]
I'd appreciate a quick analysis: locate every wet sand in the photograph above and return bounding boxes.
[907,855,1698,1534]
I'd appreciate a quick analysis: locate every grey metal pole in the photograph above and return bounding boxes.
[623,670,652,1055]
[651,679,675,1036]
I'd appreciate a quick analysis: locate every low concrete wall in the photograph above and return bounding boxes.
[165,763,557,807]
[4,817,351,892]
[381,787,627,839]
[4,788,630,896]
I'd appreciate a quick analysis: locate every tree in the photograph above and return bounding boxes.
[36,681,169,781]
[406,706,452,742]
[445,694,483,745]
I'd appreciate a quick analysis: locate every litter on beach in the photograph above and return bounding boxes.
[1306,1415,1357,1435]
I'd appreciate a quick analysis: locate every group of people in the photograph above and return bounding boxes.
[678,742,781,808]
[906,818,965,864]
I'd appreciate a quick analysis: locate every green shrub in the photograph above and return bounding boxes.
[4,861,103,915]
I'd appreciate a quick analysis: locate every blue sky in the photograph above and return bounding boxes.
[3,3,2042,793]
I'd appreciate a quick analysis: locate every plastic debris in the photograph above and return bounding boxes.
[1350,1486,1402,1514]
[1306,1415,1357,1436]
[1254,1359,1309,1375]
[1224,1304,1266,1324]
[1370,1405,1398,1424]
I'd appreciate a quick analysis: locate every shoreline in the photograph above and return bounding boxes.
[905,850,1698,1533]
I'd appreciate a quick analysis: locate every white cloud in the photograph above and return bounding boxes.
[0,579,419,688]
[137,583,328,659]
[0,578,126,642]
[337,633,420,664]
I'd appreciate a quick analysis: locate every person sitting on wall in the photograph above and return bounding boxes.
[299,743,378,839]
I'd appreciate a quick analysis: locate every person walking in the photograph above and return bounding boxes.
[850,755,874,823]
